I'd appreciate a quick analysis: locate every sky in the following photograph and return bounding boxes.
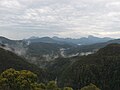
[0,0,120,39]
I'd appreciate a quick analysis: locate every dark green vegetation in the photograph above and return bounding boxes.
[0,68,100,90]
[80,84,100,90]
[0,68,38,90]
[0,47,49,82]
[47,44,120,90]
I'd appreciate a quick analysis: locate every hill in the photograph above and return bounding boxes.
[26,37,61,44]
[0,47,50,82]
[47,44,120,90]
[0,36,119,68]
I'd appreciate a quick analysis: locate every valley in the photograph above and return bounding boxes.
[0,36,120,90]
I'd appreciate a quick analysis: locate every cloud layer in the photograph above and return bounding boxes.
[0,0,120,39]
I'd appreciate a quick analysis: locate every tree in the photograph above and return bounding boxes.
[0,68,74,90]
[47,81,60,90]
[80,84,100,90]
[31,83,47,90]
[63,87,73,90]
[0,68,40,90]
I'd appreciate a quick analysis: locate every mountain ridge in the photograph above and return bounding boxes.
[52,35,113,45]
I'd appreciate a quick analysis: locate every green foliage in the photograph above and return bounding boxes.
[80,84,100,90]
[31,83,46,90]
[0,68,71,90]
[0,68,39,90]
[63,87,73,90]
[0,68,102,90]
[47,81,59,90]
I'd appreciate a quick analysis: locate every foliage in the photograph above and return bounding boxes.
[48,44,120,90]
[0,68,101,90]
[0,47,50,83]
[63,87,73,90]
[80,84,100,90]
[0,68,38,90]
[46,81,62,90]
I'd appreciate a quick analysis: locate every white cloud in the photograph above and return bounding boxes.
[0,0,24,9]
[106,1,120,7]
[0,0,120,39]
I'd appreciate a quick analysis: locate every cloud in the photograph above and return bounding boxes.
[0,0,22,8]
[0,0,120,39]
[106,1,120,7]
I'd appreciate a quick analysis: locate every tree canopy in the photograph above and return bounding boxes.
[0,68,100,90]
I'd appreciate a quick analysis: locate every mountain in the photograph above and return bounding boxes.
[26,37,68,44]
[26,42,74,67]
[64,39,120,55]
[0,36,118,68]
[0,47,49,82]
[13,37,120,70]
[52,35,112,45]
[25,35,112,45]
[28,36,39,40]
[0,36,76,67]
[0,36,16,45]
[47,44,120,90]
[96,43,120,56]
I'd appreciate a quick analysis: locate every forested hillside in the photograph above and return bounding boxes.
[47,44,120,90]
[0,68,100,90]
[0,47,49,82]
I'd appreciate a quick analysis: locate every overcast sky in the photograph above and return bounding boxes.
[0,0,120,39]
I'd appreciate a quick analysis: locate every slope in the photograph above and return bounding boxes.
[0,47,49,82]
[47,44,120,90]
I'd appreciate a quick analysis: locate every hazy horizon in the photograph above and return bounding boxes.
[0,0,120,39]
[0,35,116,40]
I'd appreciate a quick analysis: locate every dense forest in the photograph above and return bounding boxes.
[0,68,100,90]
[0,42,120,90]
[47,44,120,90]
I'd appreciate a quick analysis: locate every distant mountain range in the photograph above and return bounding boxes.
[26,35,113,45]
[0,35,112,46]
[52,35,113,45]
[65,38,120,55]
[0,35,119,67]
[25,37,62,44]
